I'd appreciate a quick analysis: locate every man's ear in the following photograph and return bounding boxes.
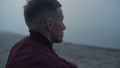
[46,18,53,31]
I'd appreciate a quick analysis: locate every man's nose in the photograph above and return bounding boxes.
[63,24,66,30]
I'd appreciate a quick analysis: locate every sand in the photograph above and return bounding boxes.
[54,43,120,68]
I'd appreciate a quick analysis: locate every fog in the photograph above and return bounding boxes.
[0,0,120,49]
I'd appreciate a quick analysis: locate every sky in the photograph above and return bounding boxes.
[0,0,120,49]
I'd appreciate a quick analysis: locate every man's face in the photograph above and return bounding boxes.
[51,8,66,43]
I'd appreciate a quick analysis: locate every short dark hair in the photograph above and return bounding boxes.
[24,0,62,24]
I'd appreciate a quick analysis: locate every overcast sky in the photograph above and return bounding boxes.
[0,0,120,49]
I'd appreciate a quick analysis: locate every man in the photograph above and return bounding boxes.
[5,0,78,68]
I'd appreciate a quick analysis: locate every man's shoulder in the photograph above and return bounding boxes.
[10,36,52,56]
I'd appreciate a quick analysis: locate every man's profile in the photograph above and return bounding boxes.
[5,0,78,68]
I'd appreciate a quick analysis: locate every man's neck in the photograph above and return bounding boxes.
[29,30,53,50]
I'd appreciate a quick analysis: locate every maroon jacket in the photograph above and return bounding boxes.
[5,30,78,68]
